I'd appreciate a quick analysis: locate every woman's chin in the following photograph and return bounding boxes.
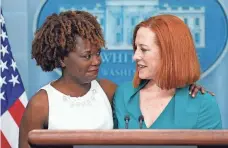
[138,73,154,80]
[138,74,148,80]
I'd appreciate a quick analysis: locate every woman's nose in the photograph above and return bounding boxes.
[92,55,101,65]
[133,49,142,61]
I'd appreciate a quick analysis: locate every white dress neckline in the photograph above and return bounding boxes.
[48,80,97,105]
[41,79,113,130]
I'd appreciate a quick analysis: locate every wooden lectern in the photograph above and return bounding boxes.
[28,130,228,148]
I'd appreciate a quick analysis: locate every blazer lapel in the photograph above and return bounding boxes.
[124,80,149,120]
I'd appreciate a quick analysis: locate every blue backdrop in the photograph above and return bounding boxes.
[2,0,228,128]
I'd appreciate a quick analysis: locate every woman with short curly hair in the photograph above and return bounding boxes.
[19,10,116,148]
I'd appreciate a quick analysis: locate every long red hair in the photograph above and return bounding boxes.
[133,14,201,89]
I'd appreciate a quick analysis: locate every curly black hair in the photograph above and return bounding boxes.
[32,10,105,71]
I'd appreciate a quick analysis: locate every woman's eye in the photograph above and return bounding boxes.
[84,55,91,59]
[141,48,148,52]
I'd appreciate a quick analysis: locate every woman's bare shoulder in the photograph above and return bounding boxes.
[23,89,49,124]
[28,89,48,109]
[98,79,117,103]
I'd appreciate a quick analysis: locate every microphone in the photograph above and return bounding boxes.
[138,115,144,129]
[124,115,130,129]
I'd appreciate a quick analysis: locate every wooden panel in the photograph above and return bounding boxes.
[28,130,228,146]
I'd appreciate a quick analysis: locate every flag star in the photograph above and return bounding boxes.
[8,74,20,87]
[0,30,8,41]
[0,91,5,100]
[0,76,7,88]
[0,14,5,26]
[11,59,17,71]
[0,45,9,57]
[0,60,8,72]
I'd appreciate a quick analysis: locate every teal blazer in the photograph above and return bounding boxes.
[113,80,222,129]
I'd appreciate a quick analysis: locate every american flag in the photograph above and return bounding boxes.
[0,9,28,148]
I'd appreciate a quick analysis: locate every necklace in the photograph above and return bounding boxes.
[62,87,97,108]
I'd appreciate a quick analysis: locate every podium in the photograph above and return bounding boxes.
[28,130,228,148]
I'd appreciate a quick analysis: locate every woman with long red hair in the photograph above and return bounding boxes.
[113,14,222,129]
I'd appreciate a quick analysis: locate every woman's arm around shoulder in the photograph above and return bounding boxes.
[195,93,222,129]
[19,90,49,148]
[98,79,117,104]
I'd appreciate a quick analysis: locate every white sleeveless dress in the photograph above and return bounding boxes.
[41,80,113,130]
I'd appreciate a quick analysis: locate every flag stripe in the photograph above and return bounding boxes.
[1,9,28,148]
[1,111,19,148]
[19,92,28,107]
[1,131,11,148]
[8,98,25,127]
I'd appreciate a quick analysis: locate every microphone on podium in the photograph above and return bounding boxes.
[138,115,144,129]
[124,115,130,129]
